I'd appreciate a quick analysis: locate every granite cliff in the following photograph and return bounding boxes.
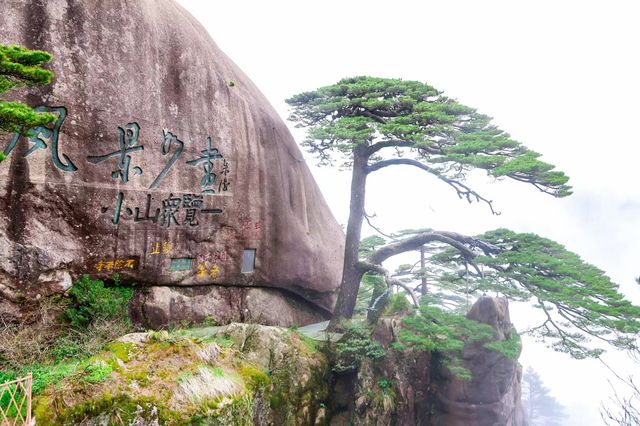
[0,0,344,326]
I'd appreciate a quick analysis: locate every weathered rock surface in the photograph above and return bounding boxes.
[0,0,344,323]
[433,297,526,426]
[133,285,329,329]
[360,319,433,425]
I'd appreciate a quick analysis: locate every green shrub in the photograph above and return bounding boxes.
[51,335,84,361]
[64,275,133,327]
[0,362,78,399]
[334,322,385,372]
[384,293,412,315]
[484,330,522,359]
[81,359,113,384]
[377,378,392,390]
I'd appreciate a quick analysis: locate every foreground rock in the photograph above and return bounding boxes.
[0,0,344,323]
[22,297,524,425]
[32,323,329,425]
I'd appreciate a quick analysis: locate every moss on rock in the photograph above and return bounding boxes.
[30,323,329,425]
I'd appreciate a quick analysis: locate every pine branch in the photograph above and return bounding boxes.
[366,158,500,215]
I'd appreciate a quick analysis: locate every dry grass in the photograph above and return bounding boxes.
[0,298,65,368]
[195,343,221,365]
[175,366,242,405]
[0,297,133,369]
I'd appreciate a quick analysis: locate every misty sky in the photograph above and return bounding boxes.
[177,1,640,424]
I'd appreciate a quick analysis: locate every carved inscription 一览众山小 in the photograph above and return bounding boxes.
[100,192,223,226]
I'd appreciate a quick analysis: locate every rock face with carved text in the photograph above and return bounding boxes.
[0,0,344,325]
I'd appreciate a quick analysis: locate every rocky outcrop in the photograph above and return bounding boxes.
[331,297,525,426]
[0,0,344,324]
[19,297,524,425]
[433,297,526,426]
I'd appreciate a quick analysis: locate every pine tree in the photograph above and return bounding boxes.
[287,77,640,358]
[523,367,566,425]
[287,77,571,324]
[0,44,56,162]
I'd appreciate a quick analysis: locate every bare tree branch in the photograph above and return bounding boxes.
[364,210,398,241]
[358,261,419,307]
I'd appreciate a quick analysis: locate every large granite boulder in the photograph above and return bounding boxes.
[433,297,526,426]
[0,0,344,324]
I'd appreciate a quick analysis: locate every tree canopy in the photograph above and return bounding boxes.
[363,228,640,358]
[287,76,571,206]
[0,44,56,160]
[287,76,572,323]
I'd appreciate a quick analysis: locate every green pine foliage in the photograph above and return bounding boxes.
[396,299,521,380]
[287,76,571,197]
[384,293,412,315]
[334,322,386,372]
[430,228,640,358]
[0,44,55,135]
[359,235,387,257]
[483,331,522,360]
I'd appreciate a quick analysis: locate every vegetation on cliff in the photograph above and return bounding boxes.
[3,323,329,425]
[0,44,56,159]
